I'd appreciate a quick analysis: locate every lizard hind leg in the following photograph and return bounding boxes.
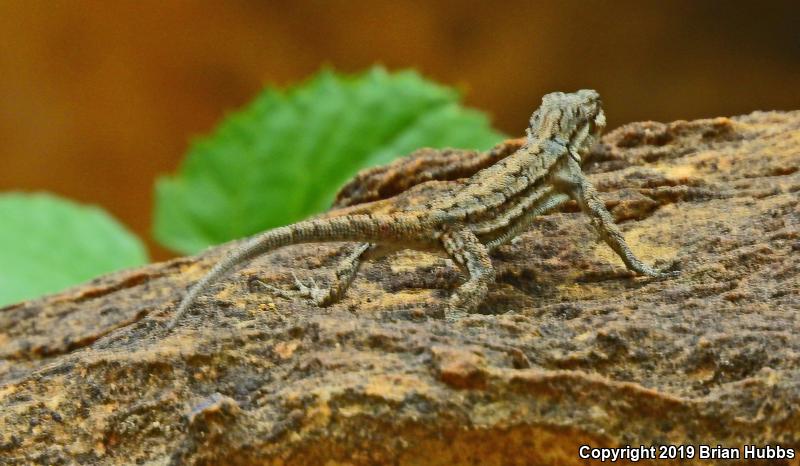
[257,242,378,307]
[440,228,496,321]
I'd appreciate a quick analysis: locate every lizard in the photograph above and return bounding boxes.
[166,89,676,331]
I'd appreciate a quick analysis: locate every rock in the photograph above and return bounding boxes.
[0,111,798,465]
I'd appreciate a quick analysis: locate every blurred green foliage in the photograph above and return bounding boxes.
[0,193,148,306]
[153,67,505,254]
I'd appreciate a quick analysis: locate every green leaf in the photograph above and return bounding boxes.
[0,193,148,306]
[154,67,506,254]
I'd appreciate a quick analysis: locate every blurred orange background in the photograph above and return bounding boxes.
[1,1,798,261]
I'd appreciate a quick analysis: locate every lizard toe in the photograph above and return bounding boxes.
[291,273,336,306]
[653,259,681,278]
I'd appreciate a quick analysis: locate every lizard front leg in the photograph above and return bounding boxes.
[560,158,676,277]
[441,228,496,321]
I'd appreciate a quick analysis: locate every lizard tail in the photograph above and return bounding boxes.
[165,214,429,331]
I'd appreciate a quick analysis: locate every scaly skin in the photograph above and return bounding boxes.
[166,90,675,331]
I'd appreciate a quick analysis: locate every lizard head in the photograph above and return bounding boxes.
[527,89,606,164]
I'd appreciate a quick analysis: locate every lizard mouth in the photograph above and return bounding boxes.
[594,108,607,132]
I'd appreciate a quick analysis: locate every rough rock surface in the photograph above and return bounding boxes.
[1,111,799,465]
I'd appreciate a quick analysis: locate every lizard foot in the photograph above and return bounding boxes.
[444,286,485,322]
[252,274,333,307]
[644,259,681,279]
[290,273,335,306]
[444,305,469,322]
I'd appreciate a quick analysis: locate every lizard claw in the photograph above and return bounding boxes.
[444,292,472,322]
[444,306,469,322]
[633,258,680,279]
[291,273,332,305]
[291,272,314,295]
[652,259,681,278]
[253,273,338,307]
[250,273,329,306]
[252,278,294,300]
